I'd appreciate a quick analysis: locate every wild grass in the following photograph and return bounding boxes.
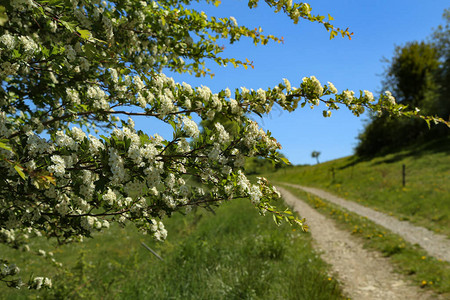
[0,198,344,299]
[271,136,450,236]
[278,184,450,297]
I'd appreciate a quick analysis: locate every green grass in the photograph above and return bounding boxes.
[271,136,450,236]
[278,184,450,297]
[0,198,344,299]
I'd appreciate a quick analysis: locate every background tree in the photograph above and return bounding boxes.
[356,18,450,157]
[432,9,450,120]
[385,41,440,110]
[0,0,445,290]
[311,151,321,164]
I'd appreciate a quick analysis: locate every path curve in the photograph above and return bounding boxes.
[277,186,440,300]
[280,183,450,262]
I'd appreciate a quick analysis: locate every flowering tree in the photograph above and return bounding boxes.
[0,0,447,290]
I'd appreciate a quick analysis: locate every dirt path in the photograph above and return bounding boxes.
[276,186,441,300]
[281,183,450,262]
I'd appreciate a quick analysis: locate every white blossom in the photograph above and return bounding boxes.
[229,16,238,27]
[224,87,232,98]
[249,185,262,204]
[283,78,291,91]
[71,127,86,141]
[385,90,396,105]
[0,33,16,50]
[66,88,80,104]
[214,122,230,144]
[310,76,323,96]
[88,135,105,154]
[257,88,266,101]
[327,82,338,94]
[102,188,117,205]
[55,131,78,151]
[182,117,199,138]
[18,36,38,54]
[133,75,145,91]
[343,90,355,104]
[364,90,374,102]
[48,155,66,177]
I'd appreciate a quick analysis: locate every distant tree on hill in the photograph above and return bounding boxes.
[311,151,321,164]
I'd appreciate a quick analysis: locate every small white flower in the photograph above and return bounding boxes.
[283,78,291,91]
[364,90,374,102]
[224,88,231,98]
[18,35,38,54]
[229,16,238,27]
[44,277,52,288]
[343,90,355,104]
[102,220,110,228]
[384,91,396,105]
[33,277,44,290]
[327,82,338,94]
[182,117,199,138]
[102,188,117,206]
[0,33,16,50]
[257,88,266,101]
[133,75,145,91]
[214,122,230,144]
[71,127,86,141]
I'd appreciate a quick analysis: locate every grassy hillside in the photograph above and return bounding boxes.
[270,136,450,236]
[0,198,344,299]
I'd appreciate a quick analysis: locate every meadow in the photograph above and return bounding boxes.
[0,197,344,299]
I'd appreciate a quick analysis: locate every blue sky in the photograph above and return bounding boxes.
[136,0,450,165]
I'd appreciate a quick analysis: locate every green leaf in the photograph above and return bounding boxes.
[0,140,13,152]
[60,20,75,32]
[329,30,338,40]
[14,165,26,180]
[13,49,21,58]
[272,214,277,224]
[0,5,8,26]
[139,133,150,145]
[168,120,177,131]
[77,28,91,40]
[100,135,110,143]
[280,157,291,165]
[41,45,50,58]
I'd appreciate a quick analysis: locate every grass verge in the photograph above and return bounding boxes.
[278,183,450,297]
[1,197,344,300]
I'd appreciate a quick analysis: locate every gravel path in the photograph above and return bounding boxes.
[277,186,441,300]
[280,183,450,262]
